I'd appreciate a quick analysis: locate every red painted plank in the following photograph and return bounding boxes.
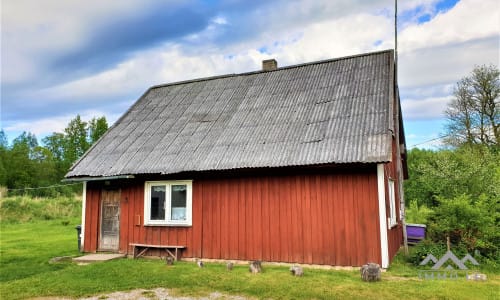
[227,180,238,259]
[245,178,254,260]
[337,176,347,266]
[261,176,270,261]
[289,176,299,263]
[295,176,304,263]
[202,180,212,258]
[193,181,202,258]
[285,176,293,263]
[324,174,334,265]
[137,185,145,246]
[237,177,246,260]
[254,177,263,260]
[303,175,312,264]
[84,188,92,252]
[353,173,363,266]
[316,175,324,264]
[93,188,100,252]
[220,180,228,259]
[120,188,128,253]
[309,176,317,264]
[270,175,277,262]
[212,180,222,258]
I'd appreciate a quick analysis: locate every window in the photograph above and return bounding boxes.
[388,179,397,227]
[144,181,192,226]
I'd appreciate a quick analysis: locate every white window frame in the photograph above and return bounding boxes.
[388,179,397,228]
[144,180,193,226]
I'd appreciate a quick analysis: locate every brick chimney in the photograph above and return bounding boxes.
[262,59,278,71]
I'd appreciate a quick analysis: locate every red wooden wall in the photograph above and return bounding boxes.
[383,137,404,261]
[84,167,386,266]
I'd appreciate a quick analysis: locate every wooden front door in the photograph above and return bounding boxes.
[99,189,120,251]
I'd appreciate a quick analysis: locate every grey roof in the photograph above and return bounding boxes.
[66,50,396,178]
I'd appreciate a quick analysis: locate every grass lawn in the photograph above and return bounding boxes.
[1,220,499,300]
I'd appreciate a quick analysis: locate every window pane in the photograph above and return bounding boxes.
[150,185,165,220]
[171,184,187,220]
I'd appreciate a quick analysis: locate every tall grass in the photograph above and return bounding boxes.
[0,195,81,223]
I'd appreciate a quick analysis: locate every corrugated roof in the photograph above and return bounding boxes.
[66,50,396,178]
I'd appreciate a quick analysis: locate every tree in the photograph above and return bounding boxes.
[444,65,499,148]
[88,116,108,144]
[6,132,39,189]
[404,146,499,208]
[64,115,89,164]
[0,130,7,149]
[0,130,8,186]
[0,115,107,196]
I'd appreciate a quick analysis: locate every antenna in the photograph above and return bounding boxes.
[395,0,398,65]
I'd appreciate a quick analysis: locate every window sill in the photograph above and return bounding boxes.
[144,223,192,227]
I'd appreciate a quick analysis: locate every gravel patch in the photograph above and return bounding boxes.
[80,288,249,300]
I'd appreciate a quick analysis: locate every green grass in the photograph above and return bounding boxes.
[0,197,499,299]
[0,195,81,223]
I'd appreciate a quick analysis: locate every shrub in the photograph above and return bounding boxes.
[427,194,499,261]
[408,240,448,266]
[405,201,433,224]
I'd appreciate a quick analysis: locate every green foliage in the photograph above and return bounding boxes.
[404,146,499,208]
[407,240,449,266]
[427,194,499,259]
[405,201,432,224]
[0,115,108,197]
[0,196,82,223]
[404,145,499,263]
[88,116,108,144]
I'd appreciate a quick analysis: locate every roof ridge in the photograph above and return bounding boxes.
[148,49,394,90]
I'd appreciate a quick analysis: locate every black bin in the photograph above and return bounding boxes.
[75,225,82,252]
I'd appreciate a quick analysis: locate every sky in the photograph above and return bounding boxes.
[1,0,499,148]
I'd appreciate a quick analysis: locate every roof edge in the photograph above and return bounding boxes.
[62,175,136,182]
[148,49,396,91]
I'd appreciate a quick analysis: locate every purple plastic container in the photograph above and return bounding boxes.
[406,223,426,244]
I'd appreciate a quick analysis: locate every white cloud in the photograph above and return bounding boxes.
[1,0,181,85]
[398,0,499,52]
[402,96,452,120]
[2,0,499,138]
[4,110,121,137]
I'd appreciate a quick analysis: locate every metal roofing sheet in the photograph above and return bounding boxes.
[67,50,395,178]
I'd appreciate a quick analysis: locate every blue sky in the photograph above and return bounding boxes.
[1,0,498,148]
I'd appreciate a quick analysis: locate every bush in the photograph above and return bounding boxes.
[407,240,448,266]
[405,201,433,224]
[426,194,499,261]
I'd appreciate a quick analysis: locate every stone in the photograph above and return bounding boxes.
[466,273,487,281]
[249,260,262,273]
[360,263,381,282]
[290,265,303,277]
[196,259,204,268]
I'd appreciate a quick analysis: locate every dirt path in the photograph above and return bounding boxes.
[33,288,250,300]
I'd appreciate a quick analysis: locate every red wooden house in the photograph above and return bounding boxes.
[66,50,407,268]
